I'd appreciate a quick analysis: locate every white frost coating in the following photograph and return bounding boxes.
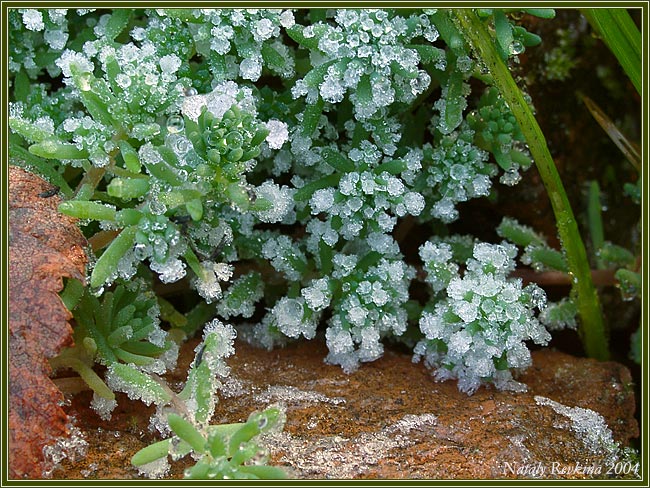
[34,115,55,134]
[472,174,491,196]
[44,29,69,50]
[265,119,289,149]
[453,300,479,323]
[240,56,262,81]
[90,393,117,421]
[56,49,94,77]
[253,18,275,41]
[418,312,444,340]
[416,240,551,395]
[366,232,398,255]
[320,74,346,103]
[403,191,425,215]
[138,142,162,165]
[219,274,263,319]
[272,297,305,338]
[201,318,237,358]
[388,413,438,434]
[181,81,256,122]
[158,341,179,371]
[192,261,232,303]
[214,262,234,281]
[159,53,181,74]
[22,9,45,31]
[358,326,383,362]
[310,188,335,214]
[473,242,510,269]
[261,234,305,281]
[332,254,358,279]
[257,385,345,406]
[105,365,168,406]
[253,181,294,223]
[136,457,171,480]
[326,326,354,355]
[149,258,186,284]
[42,425,88,477]
[301,278,332,312]
[347,305,368,327]
[447,330,473,357]
[431,198,458,223]
[47,9,67,24]
[146,327,167,348]
[419,241,452,264]
[534,396,620,463]
[279,10,295,28]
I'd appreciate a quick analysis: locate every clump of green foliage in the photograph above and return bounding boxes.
[124,319,287,479]
[8,7,640,479]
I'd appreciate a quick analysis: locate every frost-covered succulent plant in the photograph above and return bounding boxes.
[51,279,179,420]
[11,7,562,409]
[414,240,549,394]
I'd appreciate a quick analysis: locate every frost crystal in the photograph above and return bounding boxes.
[136,457,171,480]
[159,54,181,74]
[272,297,315,339]
[22,9,45,31]
[90,393,118,421]
[42,425,88,477]
[253,181,294,223]
[56,49,94,77]
[301,278,332,312]
[534,396,620,463]
[265,119,289,149]
[416,240,550,394]
[192,261,232,303]
[44,29,69,50]
[181,81,255,122]
[240,56,262,80]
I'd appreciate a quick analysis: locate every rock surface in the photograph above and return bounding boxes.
[52,340,639,480]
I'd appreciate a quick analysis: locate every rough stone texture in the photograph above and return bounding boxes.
[8,166,88,479]
[52,340,639,480]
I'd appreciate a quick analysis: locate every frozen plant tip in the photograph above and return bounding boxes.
[132,408,287,480]
[131,320,287,480]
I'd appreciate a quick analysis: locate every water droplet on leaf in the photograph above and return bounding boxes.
[508,40,524,55]
[166,115,184,134]
[225,130,243,147]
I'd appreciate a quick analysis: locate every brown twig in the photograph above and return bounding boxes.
[88,230,120,252]
[511,268,617,287]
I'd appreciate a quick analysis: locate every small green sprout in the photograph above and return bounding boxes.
[9,9,639,478]
[132,408,287,480]
[130,319,287,479]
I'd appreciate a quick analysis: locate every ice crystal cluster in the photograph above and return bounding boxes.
[414,239,549,394]
[10,8,557,396]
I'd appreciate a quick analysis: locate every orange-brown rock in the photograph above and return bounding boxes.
[54,340,638,480]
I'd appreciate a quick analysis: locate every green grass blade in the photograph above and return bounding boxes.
[581,9,641,94]
[587,181,605,269]
[453,9,609,360]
